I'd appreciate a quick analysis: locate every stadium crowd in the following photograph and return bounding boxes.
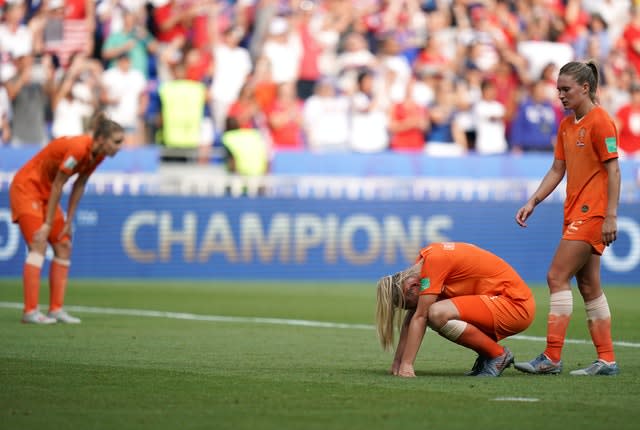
[1,0,640,169]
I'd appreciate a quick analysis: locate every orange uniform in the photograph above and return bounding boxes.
[10,135,104,225]
[556,106,618,221]
[417,242,535,340]
[555,106,618,254]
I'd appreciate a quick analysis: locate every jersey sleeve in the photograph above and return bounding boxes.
[58,136,91,175]
[418,250,451,296]
[590,113,618,161]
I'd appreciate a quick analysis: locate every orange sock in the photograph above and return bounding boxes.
[585,294,615,363]
[23,252,44,313]
[544,314,571,362]
[49,258,70,312]
[456,324,504,358]
[543,290,573,362]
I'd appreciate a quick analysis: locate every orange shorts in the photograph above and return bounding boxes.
[9,182,68,244]
[562,216,605,255]
[451,294,535,341]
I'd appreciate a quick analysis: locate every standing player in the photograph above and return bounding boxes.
[9,112,124,324]
[376,242,535,377]
[514,60,621,376]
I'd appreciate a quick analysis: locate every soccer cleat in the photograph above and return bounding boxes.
[475,347,514,377]
[514,353,563,375]
[465,354,486,376]
[48,309,82,324]
[569,360,620,376]
[22,310,57,324]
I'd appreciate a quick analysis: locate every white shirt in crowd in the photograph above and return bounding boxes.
[473,98,507,154]
[101,66,146,129]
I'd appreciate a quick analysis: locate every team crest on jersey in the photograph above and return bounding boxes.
[576,128,586,147]
[605,137,617,153]
[420,278,430,292]
[63,156,78,170]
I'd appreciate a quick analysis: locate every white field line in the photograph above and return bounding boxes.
[1,301,639,349]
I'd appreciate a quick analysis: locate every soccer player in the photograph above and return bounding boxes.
[375,242,535,377]
[9,112,124,324]
[514,60,621,376]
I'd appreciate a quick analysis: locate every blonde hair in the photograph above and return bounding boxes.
[375,262,422,351]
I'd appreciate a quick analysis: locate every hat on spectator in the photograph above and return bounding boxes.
[269,17,289,36]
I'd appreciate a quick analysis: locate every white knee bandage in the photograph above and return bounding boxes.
[585,294,611,321]
[26,252,45,268]
[52,257,70,267]
[438,320,468,341]
[550,290,573,316]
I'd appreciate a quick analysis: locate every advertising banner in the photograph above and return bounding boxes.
[1,193,638,283]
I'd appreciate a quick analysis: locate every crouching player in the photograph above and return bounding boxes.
[376,242,535,377]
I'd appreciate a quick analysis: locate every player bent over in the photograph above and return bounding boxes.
[9,112,124,324]
[376,242,535,377]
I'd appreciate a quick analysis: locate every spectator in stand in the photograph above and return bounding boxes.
[100,52,147,146]
[251,55,278,114]
[261,15,302,86]
[302,77,350,152]
[293,0,323,100]
[0,81,11,144]
[509,79,559,153]
[210,25,252,134]
[388,77,428,153]
[377,33,412,105]
[425,75,467,157]
[226,82,261,130]
[51,53,101,138]
[573,13,612,63]
[265,81,304,151]
[158,61,209,162]
[334,31,378,96]
[412,35,449,79]
[221,116,269,177]
[614,82,640,158]
[102,6,158,79]
[473,78,508,155]
[620,4,640,78]
[349,68,388,153]
[5,51,55,146]
[0,0,33,82]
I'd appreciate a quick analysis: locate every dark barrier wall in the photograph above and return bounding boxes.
[1,193,638,283]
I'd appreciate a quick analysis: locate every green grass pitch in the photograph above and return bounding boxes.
[1,279,639,430]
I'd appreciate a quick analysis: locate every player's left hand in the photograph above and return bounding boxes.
[602,215,617,246]
[57,222,73,241]
[397,364,415,378]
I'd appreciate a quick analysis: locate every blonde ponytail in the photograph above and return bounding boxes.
[376,273,404,351]
[375,263,423,351]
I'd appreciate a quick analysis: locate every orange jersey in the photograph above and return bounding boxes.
[10,135,104,201]
[555,106,618,222]
[416,242,531,302]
